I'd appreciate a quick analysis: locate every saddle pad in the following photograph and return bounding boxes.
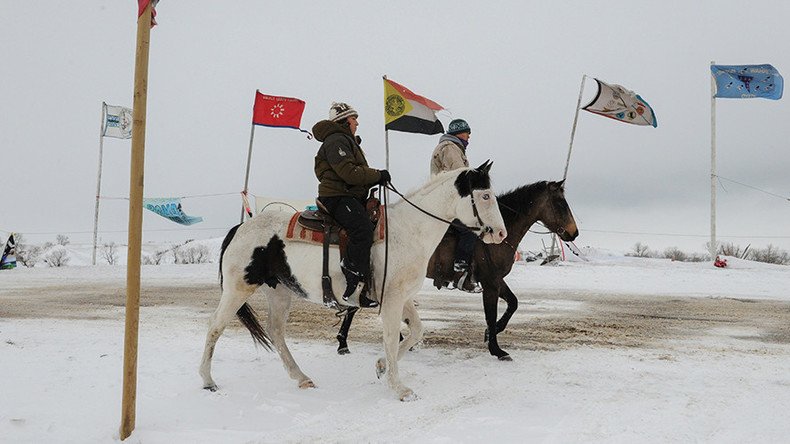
[285,210,386,245]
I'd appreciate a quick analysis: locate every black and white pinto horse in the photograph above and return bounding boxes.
[199,162,507,401]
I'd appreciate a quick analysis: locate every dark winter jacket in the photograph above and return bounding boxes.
[313,120,382,199]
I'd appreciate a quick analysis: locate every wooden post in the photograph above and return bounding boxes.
[120,2,152,440]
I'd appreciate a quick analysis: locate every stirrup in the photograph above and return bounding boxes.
[457,272,481,293]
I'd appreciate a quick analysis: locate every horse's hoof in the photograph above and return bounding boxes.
[203,384,218,392]
[498,354,513,362]
[375,358,386,379]
[337,347,350,355]
[399,389,418,402]
[299,379,316,389]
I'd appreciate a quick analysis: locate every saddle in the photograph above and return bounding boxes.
[292,194,382,309]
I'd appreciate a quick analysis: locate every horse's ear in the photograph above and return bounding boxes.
[549,180,565,191]
[477,160,493,174]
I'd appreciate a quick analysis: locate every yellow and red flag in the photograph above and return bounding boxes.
[384,78,444,135]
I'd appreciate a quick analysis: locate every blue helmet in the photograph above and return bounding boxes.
[447,119,471,135]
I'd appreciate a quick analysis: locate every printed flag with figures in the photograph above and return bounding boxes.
[583,78,657,128]
[142,198,203,225]
[103,103,133,139]
[252,91,307,130]
[710,64,783,100]
[384,78,444,135]
[1,233,16,270]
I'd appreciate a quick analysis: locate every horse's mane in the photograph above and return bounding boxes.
[496,181,551,222]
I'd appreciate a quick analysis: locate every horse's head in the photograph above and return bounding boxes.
[540,180,578,241]
[454,160,507,244]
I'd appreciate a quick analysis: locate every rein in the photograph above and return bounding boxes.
[384,182,493,235]
[378,183,389,314]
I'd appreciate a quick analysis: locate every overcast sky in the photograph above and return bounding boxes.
[2,1,789,255]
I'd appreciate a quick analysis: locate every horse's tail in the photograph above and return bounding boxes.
[218,223,242,290]
[236,302,273,351]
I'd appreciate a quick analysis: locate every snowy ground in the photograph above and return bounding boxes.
[1,252,789,443]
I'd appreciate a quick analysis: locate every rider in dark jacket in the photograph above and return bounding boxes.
[312,102,390,301]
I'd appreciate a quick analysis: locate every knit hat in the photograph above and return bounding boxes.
[329,102,358,122]
[447,119,471,135]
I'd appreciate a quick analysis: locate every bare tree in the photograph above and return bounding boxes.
[718,242,744,258]
[55,234,70,246]
[750,244,790,265]
[44,246,70,267]
[175,244,210,264]
[626,242,652,258]
[13,234,42,267]
[101,242,119,265]
[142,249,168,265]
[663,247,688,262]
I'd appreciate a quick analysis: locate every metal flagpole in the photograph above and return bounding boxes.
[385,129,390,170]
[241,116,257,223]
[92,102,106,266]
[120,1,152,439]
[710,61,717,259]
[563,74,587,181]
[383,75,390,170]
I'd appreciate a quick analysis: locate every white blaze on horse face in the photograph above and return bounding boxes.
[455,188,507,244]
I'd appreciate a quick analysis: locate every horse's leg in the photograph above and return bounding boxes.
[397,300,423,360]
[267,288,314,388]
[496,281,518,334]
[376,299,415,401]
[199,285,256,391]
[481,281,511,361]
[336,307,359,355]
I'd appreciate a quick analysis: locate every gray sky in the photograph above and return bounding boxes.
[2,1,790,255]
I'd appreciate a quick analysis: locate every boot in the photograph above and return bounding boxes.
[339,259,365,303]
[453,260,469,273]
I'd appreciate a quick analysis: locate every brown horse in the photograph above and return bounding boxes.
[336,180,578,360]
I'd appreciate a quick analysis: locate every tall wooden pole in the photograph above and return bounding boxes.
[120,3,152,439]
[383,75,390,170]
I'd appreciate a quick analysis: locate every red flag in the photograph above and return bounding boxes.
[252,91,306,129]
[138,0,158,28]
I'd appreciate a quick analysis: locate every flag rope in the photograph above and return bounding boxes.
[714,175,790,202]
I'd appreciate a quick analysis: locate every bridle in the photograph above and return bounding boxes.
[497,195,568,238]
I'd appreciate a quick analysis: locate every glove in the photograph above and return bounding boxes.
[377,169,391,186]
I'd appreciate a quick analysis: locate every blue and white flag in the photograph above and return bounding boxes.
[711,64,783,100]
[142,198,204,225]
[103,103,133,139]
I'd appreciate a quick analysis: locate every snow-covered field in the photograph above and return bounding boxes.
[1,251,789,443]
